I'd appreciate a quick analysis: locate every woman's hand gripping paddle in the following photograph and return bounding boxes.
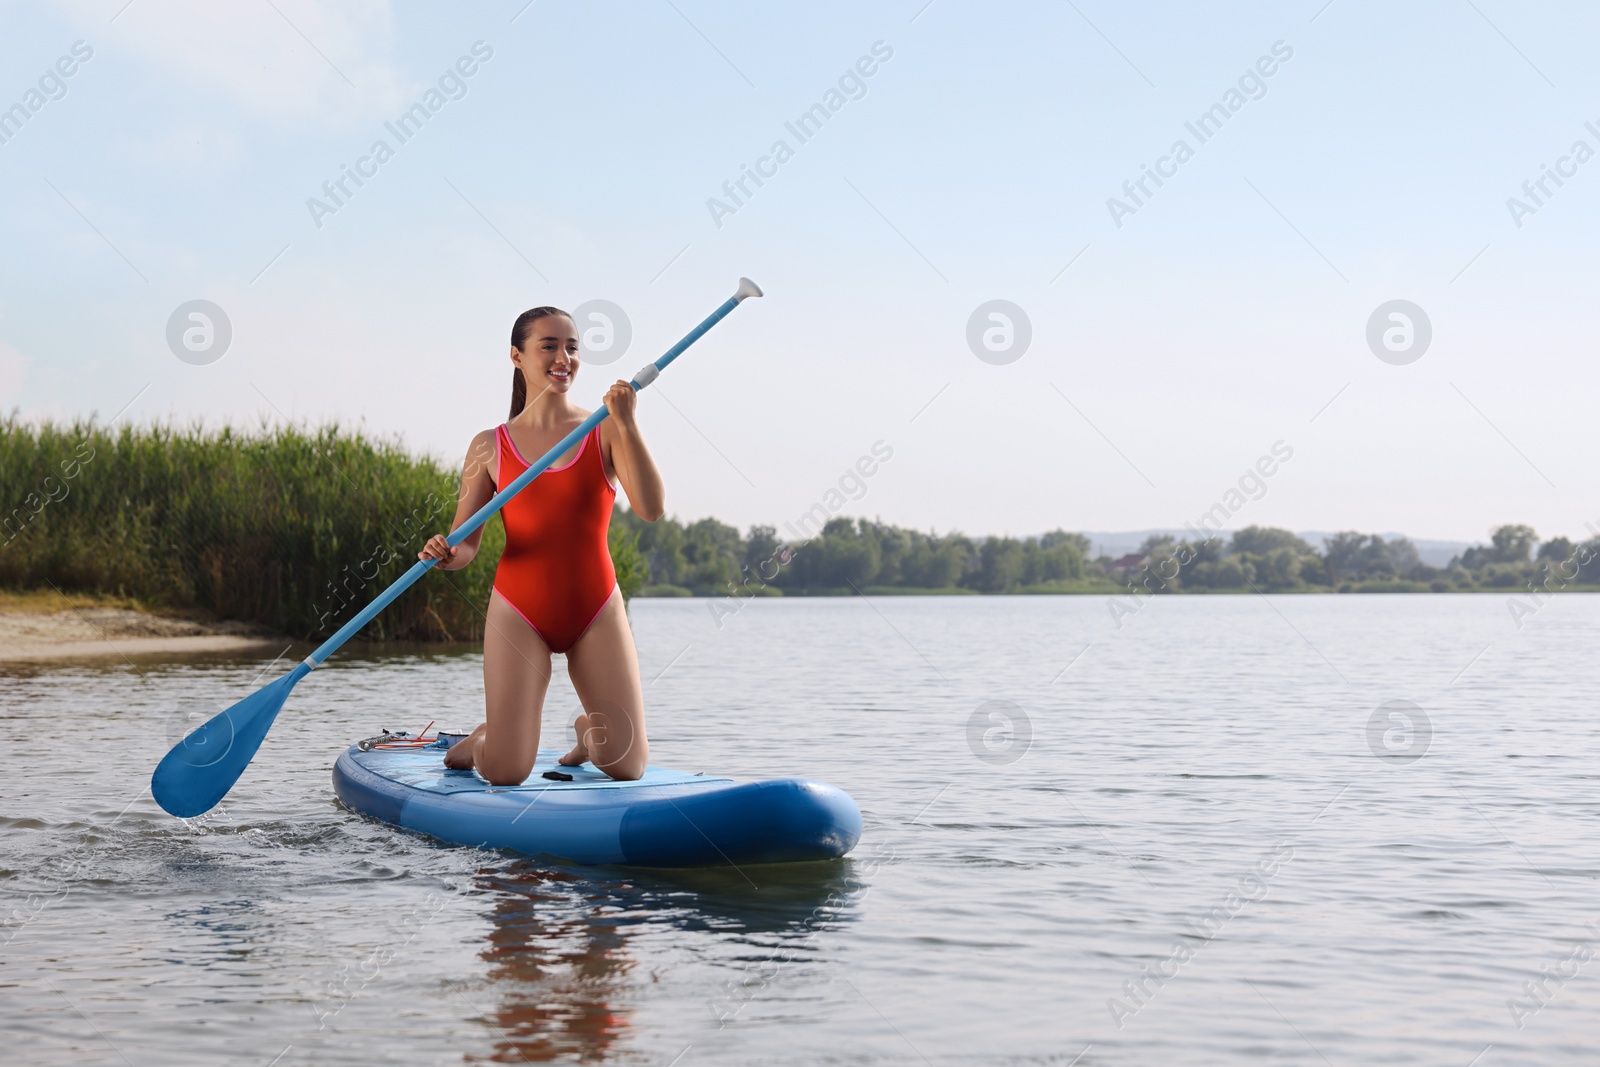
[151,278,764,818]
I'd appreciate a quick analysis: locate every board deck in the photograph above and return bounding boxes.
[360,745,732,793]
[333,740,861,868]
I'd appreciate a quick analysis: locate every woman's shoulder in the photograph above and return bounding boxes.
[461,426,501,478]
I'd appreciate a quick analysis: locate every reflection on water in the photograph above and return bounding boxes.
[468,865,637,1064]
[463,860,858,1064]
[7,596,1600,1064]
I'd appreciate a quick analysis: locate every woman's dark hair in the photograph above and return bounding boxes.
[508,306,572,418]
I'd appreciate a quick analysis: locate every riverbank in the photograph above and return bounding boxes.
[0,590,285,662]
[6,421,1588,632]
[635,580,1600,597]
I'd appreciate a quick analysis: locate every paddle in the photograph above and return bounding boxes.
[152,278,764,818]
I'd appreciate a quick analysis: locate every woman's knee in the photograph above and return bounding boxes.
[478,751,535,786]
[482,767,532,786]
[597,743,648,782]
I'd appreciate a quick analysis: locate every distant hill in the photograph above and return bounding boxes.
[1081,530,1476,568]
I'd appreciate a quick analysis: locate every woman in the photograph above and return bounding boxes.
[419,306,664,785]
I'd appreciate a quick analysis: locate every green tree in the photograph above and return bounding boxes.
[1211,557,1248,588]
[1322,532,1366,583]
[1576,539,1600,583]
[1323,532,1403,583]
[1385,536,1421,574]
[1255,546,1302,588]
[1040,530,1091,556]
[608,524,648,600]
[744,524,783,575]
[971,537,1025,592]
[631,512,687,585]
[808,518,881,587]
[1537,536,1575,562]
[873,524,908,585]
[1231,526,1311,556]
[1022,539,1084,584]
[1490,524,1537,563]
[900,532,968,588]
[1296,553,1329,586]
[682,517,743,590]
[1140,533,1178,556]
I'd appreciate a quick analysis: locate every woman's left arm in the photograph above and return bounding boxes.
[601,380,665,521]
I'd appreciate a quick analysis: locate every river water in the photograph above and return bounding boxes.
[2,593,1597,1065]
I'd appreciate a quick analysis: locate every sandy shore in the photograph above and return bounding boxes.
[0,605,288,662]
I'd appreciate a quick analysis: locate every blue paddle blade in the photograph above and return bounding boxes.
[151,666,306,818]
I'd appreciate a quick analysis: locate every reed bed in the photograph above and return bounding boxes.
[0,419,645,642]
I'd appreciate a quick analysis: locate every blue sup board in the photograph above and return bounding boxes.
[332,735,862,867]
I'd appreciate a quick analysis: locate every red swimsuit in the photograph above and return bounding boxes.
[492,423,617,652]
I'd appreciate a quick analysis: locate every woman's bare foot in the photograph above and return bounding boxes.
[558,714,589,767]
[443,723,485,770]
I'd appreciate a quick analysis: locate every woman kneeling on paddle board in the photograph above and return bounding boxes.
[418,306,664,785]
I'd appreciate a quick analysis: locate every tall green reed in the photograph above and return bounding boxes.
[0,418,645,642]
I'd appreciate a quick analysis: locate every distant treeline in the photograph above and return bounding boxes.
[614,512,1598,599]
[3,422,1588,646]
[613,511,1094,595]
[1122,524,1598,594]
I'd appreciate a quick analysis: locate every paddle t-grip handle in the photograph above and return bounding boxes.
[300,278,762,669]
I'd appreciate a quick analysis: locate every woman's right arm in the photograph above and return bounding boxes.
[419,429,497,570]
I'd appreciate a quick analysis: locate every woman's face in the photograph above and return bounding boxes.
[513,314,579,395]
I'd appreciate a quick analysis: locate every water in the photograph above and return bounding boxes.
[3,593,1598,1065]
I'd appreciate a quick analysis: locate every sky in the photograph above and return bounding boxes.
[2,0,1598,545]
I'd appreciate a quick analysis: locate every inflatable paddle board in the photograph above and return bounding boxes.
[333,733,862,867]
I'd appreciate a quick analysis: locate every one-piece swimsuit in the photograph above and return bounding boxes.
[491,423,617,652]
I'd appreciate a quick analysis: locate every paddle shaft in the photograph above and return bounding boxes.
[303,289,748,668]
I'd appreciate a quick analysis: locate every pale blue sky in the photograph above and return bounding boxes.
[3,0,1597,543]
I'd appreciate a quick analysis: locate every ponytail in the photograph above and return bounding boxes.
[510,367,526,419]
[508,305,571,418]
